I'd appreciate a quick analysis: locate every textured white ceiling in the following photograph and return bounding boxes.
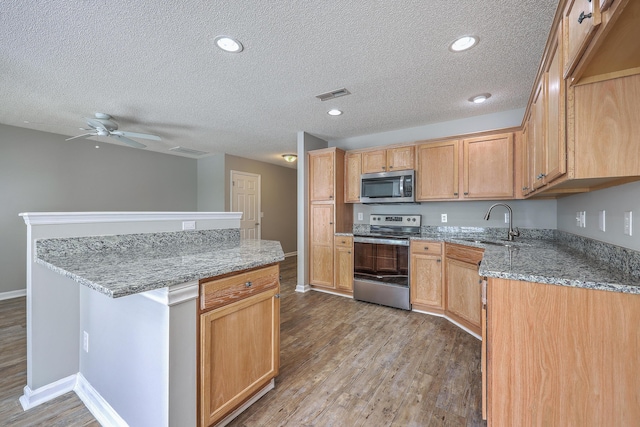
[0,0,559,167]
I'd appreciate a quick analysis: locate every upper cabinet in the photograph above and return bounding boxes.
[309,150,335,202]
[563,0,601,78]
[462,133,514,199]
[344,152,362,203]
[361,145,415,173]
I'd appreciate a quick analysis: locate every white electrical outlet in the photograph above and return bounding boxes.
[624,211,633,236]
[83,331,89,353]
[441,214,448,223]
[182,221,196,230]
[598,210,606,232]
[580,211,586,228]
[357,212,363,221]
[504,212,510,224]
[576,212,581,227]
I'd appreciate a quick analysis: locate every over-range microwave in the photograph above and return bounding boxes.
[360,170,415,203]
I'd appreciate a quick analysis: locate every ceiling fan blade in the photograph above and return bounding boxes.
[113,130,161,141]
[66,132,97,141]
[110,134,147,149]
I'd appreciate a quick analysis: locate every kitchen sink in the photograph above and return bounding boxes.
[457,238,515,247]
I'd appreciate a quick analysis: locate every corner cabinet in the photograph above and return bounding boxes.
[444,243,483,335]
[334,236,354,293]
[199,264,280,427]
[308,148,353,290]
[410,241,444,312]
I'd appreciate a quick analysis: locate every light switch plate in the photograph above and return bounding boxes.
[580,211,586,228]
[624,211,632,236]
[598,210,605,232]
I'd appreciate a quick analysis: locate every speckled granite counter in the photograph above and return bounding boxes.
[35,229,285,298]
[348,226,640,294]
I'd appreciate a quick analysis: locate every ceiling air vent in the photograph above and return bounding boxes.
[315,88,351,101]
[169,146,209,156]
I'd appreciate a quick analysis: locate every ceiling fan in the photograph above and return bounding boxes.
[66,113,161,148]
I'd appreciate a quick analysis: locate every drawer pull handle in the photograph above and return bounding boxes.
[424,246,429,250]
[454,192,458,196]
[342,240,346,244]
[464,192,469,195]
[245,281,252,288]
[578,11,592,24]
[347,251,351,254]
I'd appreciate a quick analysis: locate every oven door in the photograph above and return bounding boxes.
[353,237,411,310]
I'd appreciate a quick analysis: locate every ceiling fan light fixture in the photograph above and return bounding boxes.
[214,35,244,53]
[327,109,343,116]
[450,36,479,52]
[282,154,297,163]
[469,93,491,104]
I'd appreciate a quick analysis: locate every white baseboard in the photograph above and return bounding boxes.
[295,283,311,293]
[0,289,27,301]
[74,373,128,427]
[284,251,297,258]
[19,374,77,410]
[309,287,352,298]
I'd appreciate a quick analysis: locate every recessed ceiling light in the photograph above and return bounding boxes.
[282,154,297,162]
[450,36,479,52]
[214,35,244,53]
[327,109,343,116]
[469,93,491,104]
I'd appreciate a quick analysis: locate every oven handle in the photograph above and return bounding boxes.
[353,236,410,246]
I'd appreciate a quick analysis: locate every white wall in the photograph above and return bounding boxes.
[557,180,640,251]
[0,124,197,296]
[197,154,226,211]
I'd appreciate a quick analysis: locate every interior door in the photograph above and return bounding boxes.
[231,170,261,240]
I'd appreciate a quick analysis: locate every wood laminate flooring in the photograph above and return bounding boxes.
[0,256,484,426]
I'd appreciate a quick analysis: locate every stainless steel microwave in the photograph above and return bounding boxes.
[360,170,415,203]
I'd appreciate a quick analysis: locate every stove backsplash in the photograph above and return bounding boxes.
[352,224,557,240]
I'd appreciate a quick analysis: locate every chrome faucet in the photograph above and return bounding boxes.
[484,203,520,241]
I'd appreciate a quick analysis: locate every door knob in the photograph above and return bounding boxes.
[255,223,260,226]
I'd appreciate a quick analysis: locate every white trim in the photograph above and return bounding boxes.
[284,251,297,258]
[141,281,199,306]
[19,374,77,410]
[295,284,311,293]
[215,379,275,427]
[445,316,482,340]
[0,289,26,301]
[75,373,129,427]
[308,287,352,298]
[19,211,242,226]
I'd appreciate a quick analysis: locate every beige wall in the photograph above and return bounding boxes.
[224,154,297,254]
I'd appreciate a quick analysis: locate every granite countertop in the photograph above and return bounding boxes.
[35,230,285,298]
[348,228,640,294]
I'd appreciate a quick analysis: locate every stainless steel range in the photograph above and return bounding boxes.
[353,214,421,310]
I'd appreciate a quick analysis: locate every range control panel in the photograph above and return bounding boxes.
[369,214,421,227]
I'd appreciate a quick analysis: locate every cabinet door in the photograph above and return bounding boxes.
[445,258,481,334]
[545,26,566,184]
[309,204,334,288]
[462,133,514,199]
[531,80,547,190]
[334,243,353,292]
[200,287,280,427]
[411,253,443,309]
[362,149,387,173]
[309,150,335,201]
[563,0,601,77]
[344,152,362,203]
[416,140,459,200]
[521,122,532,196]
[387,146,415,171]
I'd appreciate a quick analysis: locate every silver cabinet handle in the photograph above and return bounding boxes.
[275,294,281,299]
[245,281,252,288]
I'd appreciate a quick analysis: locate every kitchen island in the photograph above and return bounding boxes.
[19,212,284,427]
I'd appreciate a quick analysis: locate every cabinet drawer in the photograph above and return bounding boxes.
[445,243,483,265]
[410,240,442,255]
[200,264,279,312]
[335,235,353,248]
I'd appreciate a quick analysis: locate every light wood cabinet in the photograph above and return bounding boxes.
[545,25,567,184]
[484,277,640,426]
[410,241,443,312]
[563,0,601,77]
[309,150,335,202]
[530,80,547,191]
[462,133,514,199]
[308,148,352,290]
[309,203,334,288]
[199,265,280,427]
[415,140,459,200]
[344,152,362,203]
[361,145,415,173]
[444,244,483,335]
[334,236,353,293]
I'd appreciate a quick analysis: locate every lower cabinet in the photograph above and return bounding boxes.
[199,264,280,427]
[484,277,640,425]
[334,236,354,293]
[410,241,443,312]
[444,244,483,335]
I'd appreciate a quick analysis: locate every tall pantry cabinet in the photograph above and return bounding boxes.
[308,147,353,290]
